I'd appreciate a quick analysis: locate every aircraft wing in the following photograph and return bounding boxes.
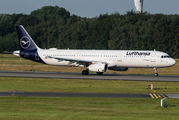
[47,56,106,66]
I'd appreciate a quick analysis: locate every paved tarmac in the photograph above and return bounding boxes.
[0,91,160,98]
[0,71,179,82]
[1,91,174,98]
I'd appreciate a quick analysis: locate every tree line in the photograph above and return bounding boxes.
[0,6,179,58]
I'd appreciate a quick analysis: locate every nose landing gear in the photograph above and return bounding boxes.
[154,68,158,77]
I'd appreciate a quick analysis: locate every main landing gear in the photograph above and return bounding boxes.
[154,68,158,77]
[82,70,89,75]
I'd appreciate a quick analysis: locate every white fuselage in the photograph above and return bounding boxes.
[38,49,176,68]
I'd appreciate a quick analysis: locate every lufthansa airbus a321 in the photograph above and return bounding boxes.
[13,25,176,76]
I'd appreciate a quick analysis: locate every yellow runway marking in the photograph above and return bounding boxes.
[160,94,166,98]
[150,94,167,98]
[153,94,158,98]
[149,94,155,98]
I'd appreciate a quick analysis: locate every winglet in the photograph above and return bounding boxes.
[16,25,38,50]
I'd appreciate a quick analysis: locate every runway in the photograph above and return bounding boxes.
[0,70,179,82]
[0,91,166,98]
[2,91,177,98]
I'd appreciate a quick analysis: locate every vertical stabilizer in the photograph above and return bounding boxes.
[16,25,38,50]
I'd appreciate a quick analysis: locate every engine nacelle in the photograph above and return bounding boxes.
[88,63,108,72]
[108,67,129,71]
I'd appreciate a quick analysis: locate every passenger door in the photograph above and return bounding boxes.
[151,53,156,62]
[118,54,122,62]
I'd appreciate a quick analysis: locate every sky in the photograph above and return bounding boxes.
[0,0,179,18]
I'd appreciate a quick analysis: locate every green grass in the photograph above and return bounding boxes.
[0,77,179,94]
[0,97,179,120]
[0,77,178,120]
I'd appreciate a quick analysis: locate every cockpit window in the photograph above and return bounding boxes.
[161,55,171,58]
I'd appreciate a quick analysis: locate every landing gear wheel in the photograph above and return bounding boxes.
[155,73,158,77]
[154,68,158,77]
[82,70,89,75]
[97,72,103,75]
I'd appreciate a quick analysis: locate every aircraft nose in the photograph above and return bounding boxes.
[170,59,176,66]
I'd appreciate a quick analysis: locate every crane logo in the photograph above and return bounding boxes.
[20,36,31,49]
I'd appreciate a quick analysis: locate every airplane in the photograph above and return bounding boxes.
[13,25,176,76]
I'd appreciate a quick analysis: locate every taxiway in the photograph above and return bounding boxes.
[0,91,166,98]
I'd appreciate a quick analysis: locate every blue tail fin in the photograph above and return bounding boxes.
[16,25,38,50]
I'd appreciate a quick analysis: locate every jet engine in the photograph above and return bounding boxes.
[88,63,108,72]
[108,67,129,71]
